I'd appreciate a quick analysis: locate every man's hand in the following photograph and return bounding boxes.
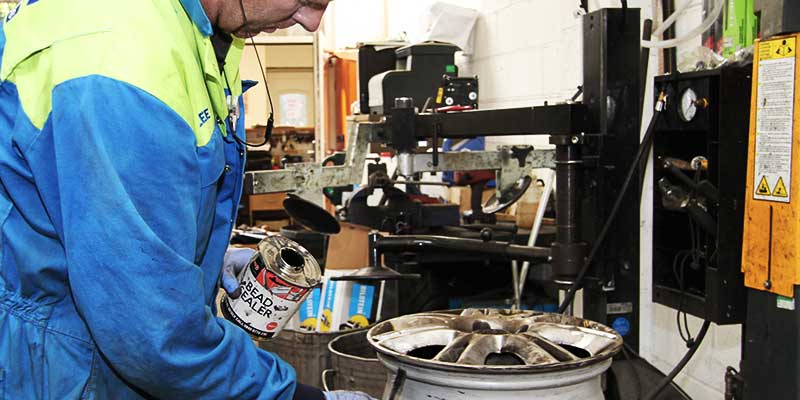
[221,247,255,299]
[324,391,377,400]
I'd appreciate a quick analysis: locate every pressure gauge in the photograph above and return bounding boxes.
[679,88,699,122]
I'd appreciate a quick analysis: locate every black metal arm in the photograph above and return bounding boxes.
[331,231,552,282]
[386,103,588,142]
[370,232,551,264]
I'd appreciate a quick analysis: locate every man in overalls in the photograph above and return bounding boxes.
[0,0,371,398]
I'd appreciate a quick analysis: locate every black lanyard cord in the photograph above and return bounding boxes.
[221,0,275,148]
[222,66,274,148]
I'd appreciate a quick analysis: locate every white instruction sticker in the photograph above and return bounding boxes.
[753,37,796,203]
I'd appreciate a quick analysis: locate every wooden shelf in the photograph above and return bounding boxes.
[245,126,314,143]
[247,193,288,225]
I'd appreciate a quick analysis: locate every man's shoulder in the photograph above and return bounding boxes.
[1,0,202,129]
[2,0,193,82]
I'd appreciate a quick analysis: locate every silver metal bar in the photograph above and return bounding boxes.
[405,148,554,193]
[246,119,375,196]
[246,119,555,201]
[511,260,521,310]
[518,169,556,295]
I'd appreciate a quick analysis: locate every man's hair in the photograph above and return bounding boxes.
[299,0,330,10]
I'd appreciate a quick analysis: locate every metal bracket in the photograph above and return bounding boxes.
[398,147,554,194]
[246,119,555,198]
[245,119,375,197]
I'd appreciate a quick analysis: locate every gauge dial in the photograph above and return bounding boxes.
[679,88,699,122]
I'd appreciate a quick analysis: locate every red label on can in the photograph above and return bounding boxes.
[264,271,309,302]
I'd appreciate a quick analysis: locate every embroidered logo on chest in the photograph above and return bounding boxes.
[198,108,212,127]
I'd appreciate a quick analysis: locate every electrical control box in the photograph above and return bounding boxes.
[651,66,751,324]
[434,74,479,110]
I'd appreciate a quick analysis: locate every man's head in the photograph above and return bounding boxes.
[202,0,331,37]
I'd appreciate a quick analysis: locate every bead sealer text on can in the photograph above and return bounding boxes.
[222,234,321,339]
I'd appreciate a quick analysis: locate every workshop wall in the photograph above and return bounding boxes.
[319,1,742,398]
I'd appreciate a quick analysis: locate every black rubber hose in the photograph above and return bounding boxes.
[637,18,654,202]
[642,320,711,400]
[661,0,678,74]
[621,0,628,27]
[623,343,693,400]
[557,103,663,313]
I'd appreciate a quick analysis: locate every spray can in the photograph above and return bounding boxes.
[221,234,321,339]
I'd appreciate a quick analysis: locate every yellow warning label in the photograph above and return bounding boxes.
[773,177,789,197]
[757,176,772,195]
[760,37,796,61]
[436,88,444,104]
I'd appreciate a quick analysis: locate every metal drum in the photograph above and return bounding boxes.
[258,329,349,389]
[368,308,622,400]
[323,330,387,398]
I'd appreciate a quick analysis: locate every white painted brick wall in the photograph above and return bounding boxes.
[320,1,741,397]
